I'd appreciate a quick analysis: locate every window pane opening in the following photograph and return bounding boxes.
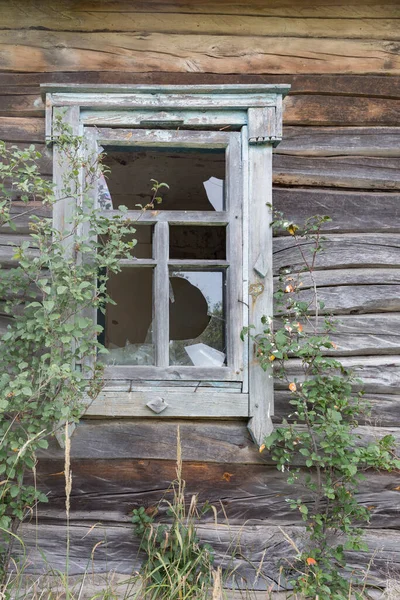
[102,147,225,211]
[100,267,154,365]
[100,225,154,259]
[169,270,226,366]
[169,225,226,260]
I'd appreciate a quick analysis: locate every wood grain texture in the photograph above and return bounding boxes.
[38,420,400,463]
[279,127,400,157]
[273,188,400,234]
[1,31,400,75]
[86,390,249,418]
[34,459,400,529]
[273,234,400,272]
[273,155,400,189]
[2,0,400,20]
[0,73,400,100]
[0,2,399,39]
[18,520,400,586]
[247,117,274,444]
[273,270,400,319]
[281,356,400,394]
[275,312,400,356]
[1,73,400,99]
[284,95,400,126]
[0,116,44,142]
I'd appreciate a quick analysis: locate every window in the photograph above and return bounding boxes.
[45,84,289,444]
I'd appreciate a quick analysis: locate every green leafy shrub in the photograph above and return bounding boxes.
[246,214,400,599]
[0,126,136,583]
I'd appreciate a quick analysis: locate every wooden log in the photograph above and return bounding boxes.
[284,95,400,126]
[273,188,400,234]
[273,234,400,272]
[2,0,399,20]
[273,270,400,318]
[1,73,400,100]
[0,94,44,117]
[0,117,45,143]
[273,155,400,189]
[17,520,400,587]
[276,284,400,316]
[274,391,400,427]
[274,312,400,356]
[280,356,400,394]
[279,268,400,289]
[34,458,400,530]
[1,31,400,75]
[0,4,399,40]
[278,127,400,157]
[38,420,400,463]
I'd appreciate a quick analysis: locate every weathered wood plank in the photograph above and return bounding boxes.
[273,155,400,189]
[3,0,399,20]
[1,32,400,75]
[278,127,400,157]
[35,459,400,530]
[18,521,400,587]
[0,0,398,38]
[1,7,399,40]
[281,356,400,394]
[86,390,249,418]
[273,188,400,234]
[274,280,400,316]
[0,94,44,117]
[284,95,400,126]
[274,391,400,427]
[273,234,400,272]
[1,73,400,100]
[39,420,400,463]
[0,116,44,142]
[247,113,274,445]
[281,268,400,289]
[275,312,400,356]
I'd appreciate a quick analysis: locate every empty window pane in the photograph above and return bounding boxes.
[100,225,154,259]
[102,148,225,211]
[169,226,226,260]
[169,270,226,366]
[101,268,154,365]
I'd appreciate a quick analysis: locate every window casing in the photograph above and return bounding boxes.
[45,84,289,444]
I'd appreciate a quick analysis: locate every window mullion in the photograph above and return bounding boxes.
[153,221,170,367]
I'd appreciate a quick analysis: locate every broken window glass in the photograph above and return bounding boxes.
[102,148,225,211]
[101,268,154,365]
[169,270,226,366]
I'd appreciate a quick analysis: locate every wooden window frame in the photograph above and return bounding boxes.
[44,84,289,444]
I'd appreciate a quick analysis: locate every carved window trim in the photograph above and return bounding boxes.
[44,84,289,444]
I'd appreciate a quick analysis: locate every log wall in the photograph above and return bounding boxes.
[1,0,400,590]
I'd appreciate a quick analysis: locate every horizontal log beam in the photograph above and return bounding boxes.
[0,32,400,75]
[0,73,399,100]
[273,234,400,272]
[39,420,400,463]
[18,520,400,587]
[273,188,400,234]
[35,459,400,530]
